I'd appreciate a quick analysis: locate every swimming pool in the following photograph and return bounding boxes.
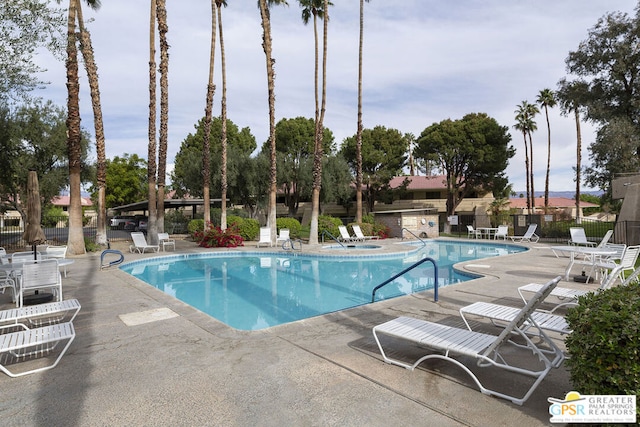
[120,240,525,331]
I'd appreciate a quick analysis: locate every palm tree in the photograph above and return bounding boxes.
[147,0,158,244]
[64,0,85,255]
[258,0,288,245]
[557,79,587,222]
[299,0,331,244]
[537,88,557,210]
[202,0,218,225]
[514,104,531,214]
[514,101,538,214]
[74,0,107,247]
[156,0,169,238]
[216,0,229,231]
[355,0,370,224]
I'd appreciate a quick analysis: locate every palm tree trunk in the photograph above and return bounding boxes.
[147,0,158,243]
[259,0,277,245]
[575,109,582,222]
[309,6,323,245]
[528,131,535,215]
[544,106,551,210]
[75,0,107,246]
[355,0,365,224]
[202,1,217,226]
[218,2,228,231]
[523,132,531,215]
[66,0,85,255]
[156,0,169,238]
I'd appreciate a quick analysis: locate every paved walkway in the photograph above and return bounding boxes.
[0,237,590,426]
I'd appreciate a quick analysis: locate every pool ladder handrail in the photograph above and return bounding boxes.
[320,230,344,248]
[401,227,427,246]
[371,256,439,303]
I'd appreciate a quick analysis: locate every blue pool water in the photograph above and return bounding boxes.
[120,240,525,331]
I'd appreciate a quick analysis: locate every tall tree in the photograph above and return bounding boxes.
[202,0,218,225]
[415,113,514,232]
[557,79,590,219]
[155,0,169,239]
[299,0,331,244]
[216,0,229,231]
[147,0,158,245]
[514,101,538,214]
[64,0,85,255]
[536,88,556,211]
[74,0,107,246]
[0,0,65,102]
[355,0,370,224]
[561,9,640,198]
[258,0,288,245]
[341,125,408,213]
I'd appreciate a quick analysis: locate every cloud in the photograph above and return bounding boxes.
[31,0,637,192]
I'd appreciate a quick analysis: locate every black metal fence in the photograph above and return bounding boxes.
[446,213,638,245]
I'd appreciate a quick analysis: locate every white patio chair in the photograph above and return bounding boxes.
[494,225,508,240]
[275,228,290,245]
[373,277,564,405]
[129,232,159,253]
[466,225,481,239]
[158,233,175,252]
[352,225,379,241]
[45,245,70,277]
[256,227,273,248]
[19,259,63,307]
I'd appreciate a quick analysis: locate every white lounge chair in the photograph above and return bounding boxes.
[518,264,631,313]
[19,259,63,307]
[275,228,290,245]
[460,301,570,335]
[352,225,379,241]
[494,225,508,240]
[0,322,75,377]
[596,229,614,248]
[568,227,595,247]
[509,224,539,243]
[0,298,81,331]
[257,227,273,248]
[373,277,564,405]
[338,226,357,242]
[129,232,159,253]
[158,233,175,252]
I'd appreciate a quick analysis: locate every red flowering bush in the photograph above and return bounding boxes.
[194,222,244,248]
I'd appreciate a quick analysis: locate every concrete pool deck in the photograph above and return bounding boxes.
[0,237,588,426]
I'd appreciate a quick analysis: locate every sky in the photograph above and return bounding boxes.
[31,0,640,193]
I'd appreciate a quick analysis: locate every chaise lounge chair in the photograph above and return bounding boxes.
[517,264,633,313]
[372,276,564,405]
[568,227,595,247]
[275,228,290,245]
[509,224,539,243]
[338,226,357,243]
[129,232,159,253]
[352,225,379,241]
[0,299,81,331]
[0,321,76,377]
[459,301,570,335]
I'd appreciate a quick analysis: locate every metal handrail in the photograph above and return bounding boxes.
[320,230,344,248]
[401,227,427,246]
[371,256,439,302]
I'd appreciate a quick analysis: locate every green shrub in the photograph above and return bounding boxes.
[318,215,343,240]
[187,219,205,237]
[235,217,260,241]
[362,213,374,224]
[276,217,301,238]
[42,206,66,228]
[565,281,640,413]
